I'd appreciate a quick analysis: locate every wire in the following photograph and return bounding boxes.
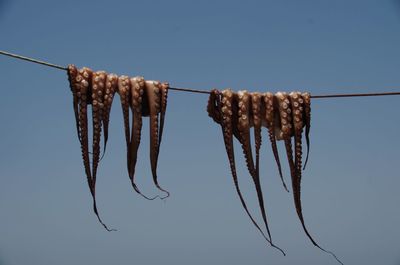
[0,50,67,71]
[2,49,400,99]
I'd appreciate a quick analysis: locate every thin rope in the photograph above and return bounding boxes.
[0,50,67,71]
[1,50,400,99]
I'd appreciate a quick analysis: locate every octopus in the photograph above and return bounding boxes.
[117,77,170,200]
[207,89,285,256]
[67,65,115,231]
[208,89,342,264]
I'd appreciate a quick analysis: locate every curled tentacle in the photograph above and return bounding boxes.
[145,81,170,199]
[129,77,158,200]
[263,92,289,192]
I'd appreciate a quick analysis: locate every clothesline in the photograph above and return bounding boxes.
[1,49,400,99]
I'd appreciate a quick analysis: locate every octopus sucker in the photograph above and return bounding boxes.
[209,89,286,256]
[128,77,158,200]
[144,81,170,199]
[263,92,289,192]
[302,92,311,170]
[100,73,118,159]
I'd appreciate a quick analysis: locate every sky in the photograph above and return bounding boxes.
[1,0,400,264]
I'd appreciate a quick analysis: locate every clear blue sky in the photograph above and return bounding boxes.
[1,0,400,264]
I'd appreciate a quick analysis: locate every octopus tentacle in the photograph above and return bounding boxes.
[263,92,288,192]
[128,77,158,200]
[215,89,285,256]
[145,81,170,198]
[236,91,257,177]
[207,89,222,123]
[251,92,262,178]
[67,64,81,141]
[100,73,118,160]
[276,92,341,264]
[78,67,93,194]
[91,71,115,231]
[302,92,311,170]
[118,76,132,176]
[237,91,283,253]
[158,82,169,152]
[91,71,106,182]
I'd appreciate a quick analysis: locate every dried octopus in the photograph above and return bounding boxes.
[67,65,116,231]
[67,65,170,230]
[207,89,342,264]
[117,77,170,200]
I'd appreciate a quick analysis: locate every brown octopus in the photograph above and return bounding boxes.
[67,65,116,231]
[208,89,342,264]
[207,89,285,256]
[118,77,170,199]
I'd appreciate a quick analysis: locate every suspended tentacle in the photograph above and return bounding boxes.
[212,89,285,256]
[145,81,170,198]
[91,71,106,182]
[237,90,283,253]
[118,76,132,176]
[302,92,311,170]
[100,73,118,159]
[236,91,257,177]
[77,67,93,194]
[68,67,114,231]
[263,92,288,192]
[275,92,341,263]
[128,77,158,200]
[67,64,81,141]
[251,92,262,178]
[207,89,222,124]
[90,71,115,231]
[156,82,169,168]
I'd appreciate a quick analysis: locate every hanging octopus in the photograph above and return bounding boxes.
[207,89,285,255]
[67,65,115,231]
[117,78,170,199]
[208,89,342,263]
